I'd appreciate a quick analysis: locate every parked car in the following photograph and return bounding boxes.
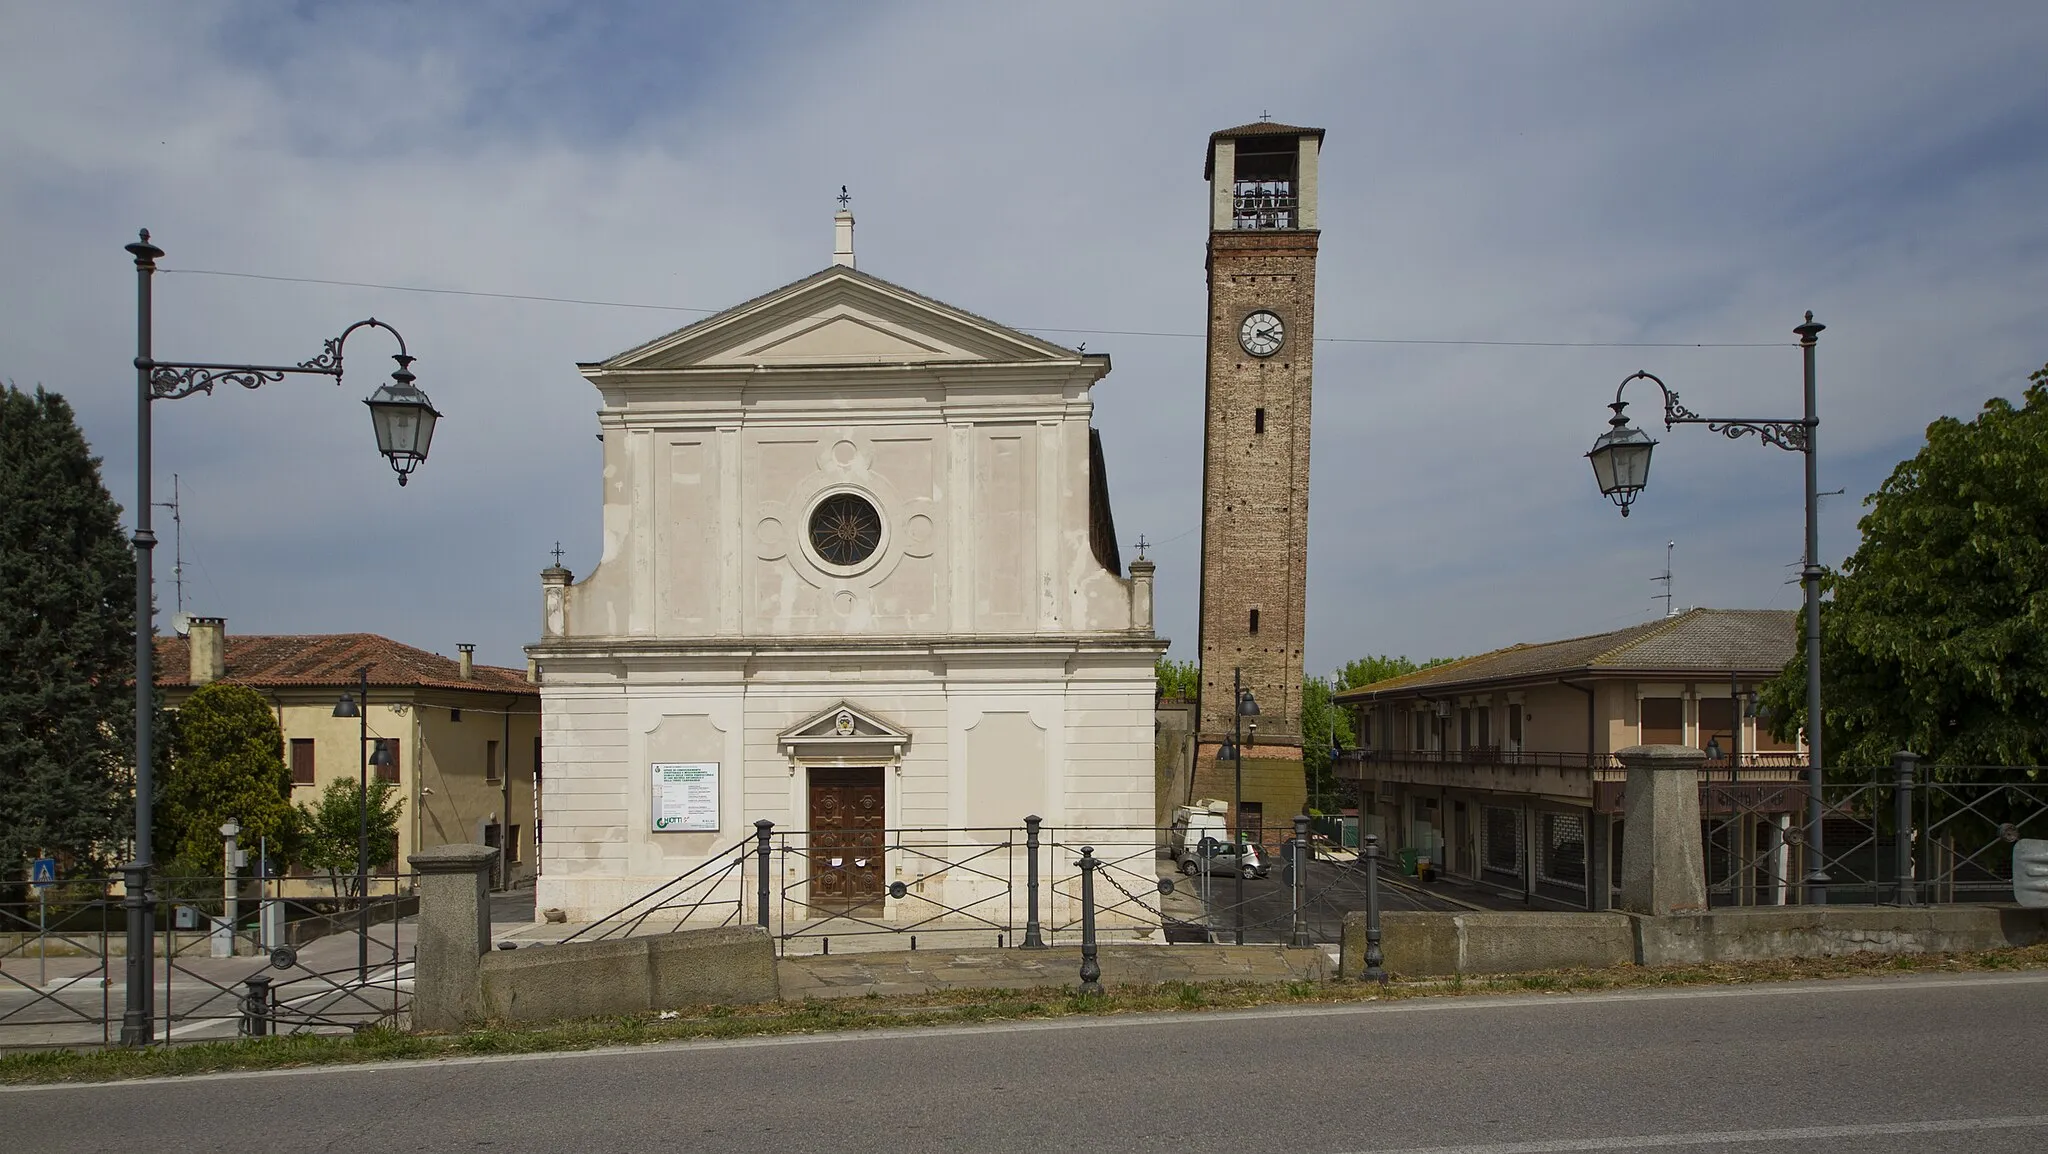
[1177,840,1268,879]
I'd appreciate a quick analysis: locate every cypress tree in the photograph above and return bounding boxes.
[0,384,137,880]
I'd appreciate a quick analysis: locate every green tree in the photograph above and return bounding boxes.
[160,682,297,867]
[1301,676,1357,813]
[1760,365,2048,779]
[296,776,404,899]
[1336,653,1460,691]
[0,385,136,881]
[1154,657,1201,699]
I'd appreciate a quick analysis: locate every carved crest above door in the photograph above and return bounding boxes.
[778,701,911,762]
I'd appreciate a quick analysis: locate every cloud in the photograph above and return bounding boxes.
[2,0,2044,675]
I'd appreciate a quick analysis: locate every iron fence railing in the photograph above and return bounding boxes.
[1700,760,2046,906]
[0,875,414,1052]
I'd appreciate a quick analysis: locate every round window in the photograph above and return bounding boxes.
[808,492,882,567]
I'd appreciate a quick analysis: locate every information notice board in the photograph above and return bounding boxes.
[651,762,719,832]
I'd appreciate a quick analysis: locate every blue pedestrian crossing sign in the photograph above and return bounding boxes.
[30,858,56,888]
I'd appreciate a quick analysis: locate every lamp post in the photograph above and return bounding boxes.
[1215,669,1259,945]
[120,231,439,1045]
[1587,311,1828,904]
[332,668,393,983]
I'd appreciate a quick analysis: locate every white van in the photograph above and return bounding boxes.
[1167,801,1230,871]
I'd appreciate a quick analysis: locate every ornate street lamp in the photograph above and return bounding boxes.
[1588,312,1829,904]
[119,231,440,1045]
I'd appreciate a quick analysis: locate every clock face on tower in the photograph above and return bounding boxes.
[1239,310,1284,357]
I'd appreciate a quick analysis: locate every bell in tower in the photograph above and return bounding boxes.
[1193,119,1325,860]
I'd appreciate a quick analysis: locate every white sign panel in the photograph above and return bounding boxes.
[651,762,719,832]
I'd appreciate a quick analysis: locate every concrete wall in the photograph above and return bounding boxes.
[1340,906,2048,978]
[478,926,780,1023]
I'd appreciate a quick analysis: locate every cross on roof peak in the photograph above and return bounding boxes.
[1258,110,1271,122]
[1134,534,1150,560]
[837,185,851,210]
[550,541,565,566]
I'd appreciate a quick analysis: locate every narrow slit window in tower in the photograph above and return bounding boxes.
[1254,407,1266,434]
[1249,608,1260,635]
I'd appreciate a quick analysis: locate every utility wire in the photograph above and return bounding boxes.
[161,267,1794,350]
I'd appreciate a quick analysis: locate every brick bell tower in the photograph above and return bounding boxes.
[1192,120,1323,844]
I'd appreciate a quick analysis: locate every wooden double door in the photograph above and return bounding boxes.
[807,767,886,907]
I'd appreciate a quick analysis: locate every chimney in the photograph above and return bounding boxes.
[187,617,226,685]
[457,643,475,681]
[832,201,855,269]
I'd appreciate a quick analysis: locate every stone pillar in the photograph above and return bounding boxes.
[408,843,498,1031]
[541,566,572,639]
[1616,744,1708,917]
[1128,558,1155,633]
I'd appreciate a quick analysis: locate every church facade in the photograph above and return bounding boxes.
[529,213,1164,921]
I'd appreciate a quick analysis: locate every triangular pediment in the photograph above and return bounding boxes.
[592,267,1079,373]
[778,701,912,758]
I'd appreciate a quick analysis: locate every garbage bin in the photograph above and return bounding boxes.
[1397,848,1420,876]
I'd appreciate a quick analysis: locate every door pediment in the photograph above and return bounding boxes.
[779,701,912,760]
[590,267,1079,373]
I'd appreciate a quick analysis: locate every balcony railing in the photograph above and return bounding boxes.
[1334,747,1807,781]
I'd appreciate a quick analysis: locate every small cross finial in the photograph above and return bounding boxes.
[1135,534,1150,561]
[550,541,565,567]
[1259,110,1271,122]
[837,185,851,210]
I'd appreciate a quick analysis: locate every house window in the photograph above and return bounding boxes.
[1507,707,1524,751]
[290,738,316,785]
[1254,407,1266,434]
[450,708,463,722]
[486,739,501,783]
[1475,707,1492,749]
[1248,608,1260,635]
[1413,712,1428,751]
[1641,698,1684,745]
[1697,698,1734,757]
[376,738,401,784]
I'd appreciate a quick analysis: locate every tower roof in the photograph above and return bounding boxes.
[1206,121,1326,179]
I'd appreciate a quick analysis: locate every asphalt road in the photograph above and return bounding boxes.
[7,971,2046,1153]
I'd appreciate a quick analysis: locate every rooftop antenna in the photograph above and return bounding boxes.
[1652,540,1675,618]
[152,474,185,624]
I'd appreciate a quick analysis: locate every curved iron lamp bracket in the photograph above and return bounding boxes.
[1613,369,1812,454]
[143,317,410,401]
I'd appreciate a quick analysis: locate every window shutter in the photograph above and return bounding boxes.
[1641,698,1684,745]
[290,739,316,785]
[378,737,402,784]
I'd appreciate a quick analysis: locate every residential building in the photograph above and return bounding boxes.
[1332,608,1804,909]
[157,618,541,892]
[528,203,1163,923]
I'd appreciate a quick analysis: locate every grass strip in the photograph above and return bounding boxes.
[6,942,2044,1085]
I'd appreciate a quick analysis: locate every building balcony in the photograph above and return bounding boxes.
[1333,747,1809,814]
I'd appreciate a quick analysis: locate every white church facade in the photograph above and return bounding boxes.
[529,211,1165,923]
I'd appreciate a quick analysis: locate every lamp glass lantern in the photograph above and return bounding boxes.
[364,356,441,486]
[1587,404,1657,517]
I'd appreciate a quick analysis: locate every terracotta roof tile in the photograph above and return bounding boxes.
[1333,609,1797,702]
[157,633,536,695]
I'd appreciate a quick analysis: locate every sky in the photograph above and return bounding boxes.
[2,1,2045,676]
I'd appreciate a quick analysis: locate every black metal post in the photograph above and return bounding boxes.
[1233,667,1245,947]
[1290,813,1311,948]
[753,819,774,930]
[1022,815,1045,948]
[1076,846,1102,994]
[1362,834,1386,984]
[356,667,370,983]
[1893,750,1918,905]
[1796,313,1829,904]
[242,975,272,1037]
[121,231,164,1047]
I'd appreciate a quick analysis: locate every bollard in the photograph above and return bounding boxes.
[1022,815,1046,948]
[1893,751,1918,905]
[1362,834,1386,985]
[242,975,272,1037]
[1290,814,1312,948]
[754,819,775,931]
[1076,846,1103,994]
